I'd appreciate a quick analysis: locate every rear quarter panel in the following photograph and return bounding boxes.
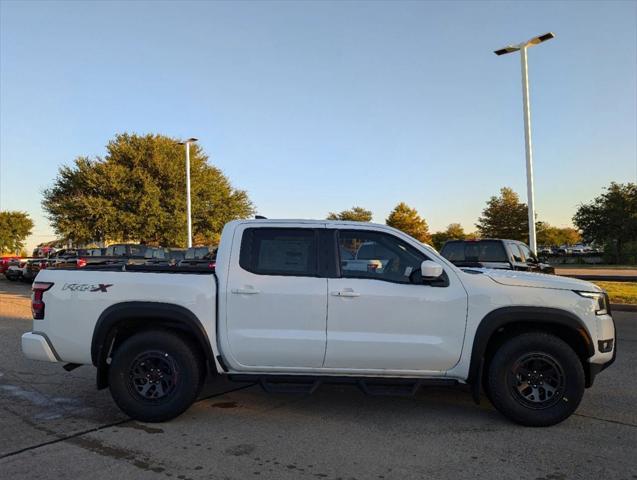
[33,269,216,364]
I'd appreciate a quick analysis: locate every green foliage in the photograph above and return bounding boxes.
[0,211,34,254]
[573,182,637,264]
[535,222,581,247]
[431,223,466,250]
[43,133,255,247]
[476,187,529,241]
[386,202,431,244]
[327,206,372,222]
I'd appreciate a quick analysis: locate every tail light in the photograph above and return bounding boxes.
[19,262,26,268]
[32,282,54,319]
[208,262,216,269]
[39,261,48,269]
[77,258,87,268]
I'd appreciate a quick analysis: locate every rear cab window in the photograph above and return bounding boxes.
[240,228,318,276]
[441,240,508,263]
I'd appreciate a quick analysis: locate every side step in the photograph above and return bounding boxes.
[227,374,457,397]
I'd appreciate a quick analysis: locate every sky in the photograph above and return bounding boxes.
[1,0,636,251]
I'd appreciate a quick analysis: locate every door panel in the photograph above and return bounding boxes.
[326,278,467,371]
[325,229,468,372]
[225,226,327,368]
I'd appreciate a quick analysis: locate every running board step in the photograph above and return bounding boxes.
[227,374,458,397]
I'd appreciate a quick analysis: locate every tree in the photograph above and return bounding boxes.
[385,202,431,244]
[327,206,372,222]
[535,222,581,247]
[573,182,637,263]
[431,223,466,250]
[476,187,528,241]
[0,211,34,254]
[43,133,255,247]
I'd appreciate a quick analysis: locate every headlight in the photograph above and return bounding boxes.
[575,291,609,315]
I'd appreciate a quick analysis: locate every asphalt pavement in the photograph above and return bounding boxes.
[1,278,635,479]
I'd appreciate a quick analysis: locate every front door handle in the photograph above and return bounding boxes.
[231,288,260,295]
[331,290,360,297]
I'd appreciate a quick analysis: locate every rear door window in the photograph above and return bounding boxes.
[240,228,318,276]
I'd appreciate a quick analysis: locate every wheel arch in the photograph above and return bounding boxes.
[92,301,217,389]
[467,306,595,402]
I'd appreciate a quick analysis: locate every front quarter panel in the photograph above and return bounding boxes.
[446,271,610,381]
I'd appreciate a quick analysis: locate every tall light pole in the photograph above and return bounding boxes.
[178,138,198,248]
[495,32,555,255]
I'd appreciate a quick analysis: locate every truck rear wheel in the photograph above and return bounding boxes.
[487,332,585,427]
[108,330,204,422]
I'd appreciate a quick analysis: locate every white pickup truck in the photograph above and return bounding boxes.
[21,220,616,426]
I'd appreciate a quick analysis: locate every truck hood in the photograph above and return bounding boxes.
[467,268,602,292]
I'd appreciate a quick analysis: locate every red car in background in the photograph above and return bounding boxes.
[0,255,21,274]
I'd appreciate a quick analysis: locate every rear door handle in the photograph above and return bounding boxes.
[231,288,260,295]
[331,290,360,297]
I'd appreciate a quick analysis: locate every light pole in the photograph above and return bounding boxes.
[494,32,554,255]
[178,138,198,248]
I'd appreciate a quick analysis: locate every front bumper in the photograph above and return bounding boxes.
[586,312,617,387]
[587,341,616,387]
[21,332,59,362]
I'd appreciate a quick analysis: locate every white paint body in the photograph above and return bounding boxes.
[23,220,615,382]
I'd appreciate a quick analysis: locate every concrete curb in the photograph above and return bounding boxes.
[611,303,637,312]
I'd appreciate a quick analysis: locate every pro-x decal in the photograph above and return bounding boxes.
[62,283,113,292]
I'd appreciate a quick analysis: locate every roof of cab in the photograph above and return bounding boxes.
[235,218,388,227]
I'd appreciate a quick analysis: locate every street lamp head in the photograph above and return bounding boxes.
[178,137,198,145]
[527,32,555,47]
[494,32,555,55]
[494,46,520,56]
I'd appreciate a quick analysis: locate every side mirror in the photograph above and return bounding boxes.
[421,260,443,279]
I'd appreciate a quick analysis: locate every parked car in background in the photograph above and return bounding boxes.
[4,258,28,281]
[24,258,51,282]
[178,246,217,268]
[0,255,20,274]
[570,244,592,255]
[538,246,555,255]
[32,246,57,258]
[167,249,186,265]
[556,245,572,255]
[55,244,148,269]
[440,239,555,274]
[46,249,89,267]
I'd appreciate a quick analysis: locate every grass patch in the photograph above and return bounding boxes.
[593,281,637,305]
[554,265,636,270]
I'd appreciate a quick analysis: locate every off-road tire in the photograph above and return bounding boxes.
[108,330,204,422]
[487,332,585,427]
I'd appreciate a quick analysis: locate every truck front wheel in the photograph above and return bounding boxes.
[487,332,585,427]
[108,330,204,422]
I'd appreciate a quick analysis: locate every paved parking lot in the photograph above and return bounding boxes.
[1,278,635,479]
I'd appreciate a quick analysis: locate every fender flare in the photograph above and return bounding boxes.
[467,306,594,402]
[91,301,216,387]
